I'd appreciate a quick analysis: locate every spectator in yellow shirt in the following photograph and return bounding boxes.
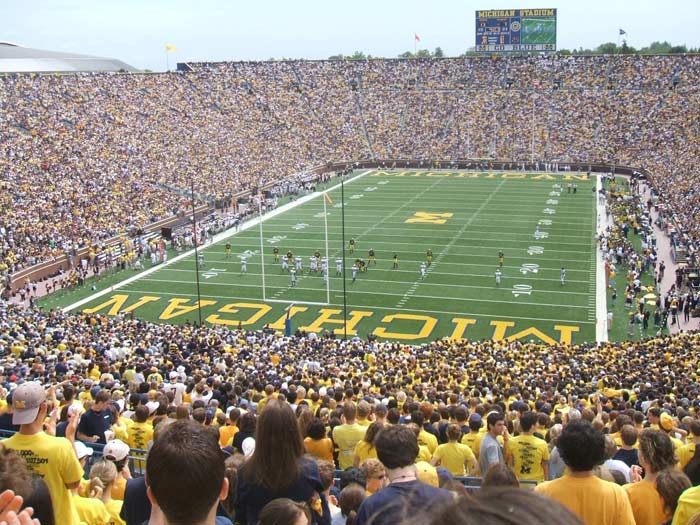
[506,411,549,482]
[78,379,95,404]
[353,421,384,468]
[256,385,276,413]
[304,418,334,462]
[332,403,367,470]
[411,411,438,454]
[88,460,125,525]
[625,429,680,525]
[672,485,700,525]
[431,424,478,476]
[535,420,635,525]
[356,400,372,427]
[219,408,240,448]
[126,405,153,451]
[678,419,700,469]
[461,412,483,461]
[655,469,691,525]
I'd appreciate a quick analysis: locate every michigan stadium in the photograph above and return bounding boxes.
[2,3,700,525]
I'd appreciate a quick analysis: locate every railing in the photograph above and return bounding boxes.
[331,469,538,489]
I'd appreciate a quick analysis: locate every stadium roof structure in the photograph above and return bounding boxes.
[0,42,137,73]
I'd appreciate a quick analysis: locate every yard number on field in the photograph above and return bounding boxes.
[202,268,226,279]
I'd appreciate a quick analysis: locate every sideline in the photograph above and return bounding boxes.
[63,170,373,313]
[595,174,610,342]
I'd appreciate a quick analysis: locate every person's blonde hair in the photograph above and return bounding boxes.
[89,459,118,489]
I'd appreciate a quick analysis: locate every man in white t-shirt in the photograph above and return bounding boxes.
[162,372,186,406]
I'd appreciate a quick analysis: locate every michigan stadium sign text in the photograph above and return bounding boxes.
[370,171,588,180]
[475,7,557,53]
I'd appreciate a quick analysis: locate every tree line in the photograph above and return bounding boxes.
[322,41,697,61]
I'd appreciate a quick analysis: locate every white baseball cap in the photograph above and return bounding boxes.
[103,439,130,461]
[12,382,47,425]
[74,441,94,460]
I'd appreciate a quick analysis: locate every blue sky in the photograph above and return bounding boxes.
[3,0,699,71]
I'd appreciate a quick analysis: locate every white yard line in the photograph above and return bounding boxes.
[266,217,596,228]
[155,266,593,282]
[257,225,594,241]
[269,175,446,302]
[62,170,373,313]
[230,236,595,255]
[139,276,591,298]
[398,179,507,307]
[595,174,610,342]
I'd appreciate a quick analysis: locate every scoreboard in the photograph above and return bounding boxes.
[475,8,556,52]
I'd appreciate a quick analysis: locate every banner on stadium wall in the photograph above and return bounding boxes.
[475,8,557,52]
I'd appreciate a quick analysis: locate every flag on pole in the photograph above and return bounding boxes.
[618,29,626,35]
[323,192,333,205]
[414,33,421,42]
[165,44,177,52]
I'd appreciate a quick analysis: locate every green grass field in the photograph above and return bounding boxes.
[521,18,556,45]
[52,170,600,345]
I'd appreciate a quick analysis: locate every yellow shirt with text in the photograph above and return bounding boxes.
[506,434,550,482]
[127,421,154,451]
[3,432,83,525]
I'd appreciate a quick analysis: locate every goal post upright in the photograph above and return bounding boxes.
[257,185,333,307]
[258,196,267,302]
[323,192,330,305]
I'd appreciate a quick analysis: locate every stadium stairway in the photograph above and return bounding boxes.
[640,182,700,334]
[353,89,375,159]
[604,56,615,90]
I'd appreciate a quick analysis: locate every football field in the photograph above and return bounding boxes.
[70,170,598,344]
[521,18,557,45]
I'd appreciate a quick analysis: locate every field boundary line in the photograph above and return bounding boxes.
[595,175,609,342]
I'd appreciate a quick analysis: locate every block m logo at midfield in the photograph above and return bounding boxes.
[405,212,454,225]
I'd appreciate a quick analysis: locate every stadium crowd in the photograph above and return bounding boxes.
[2,54,700,275]
[2,53,700,524]
[0,296,700,523]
